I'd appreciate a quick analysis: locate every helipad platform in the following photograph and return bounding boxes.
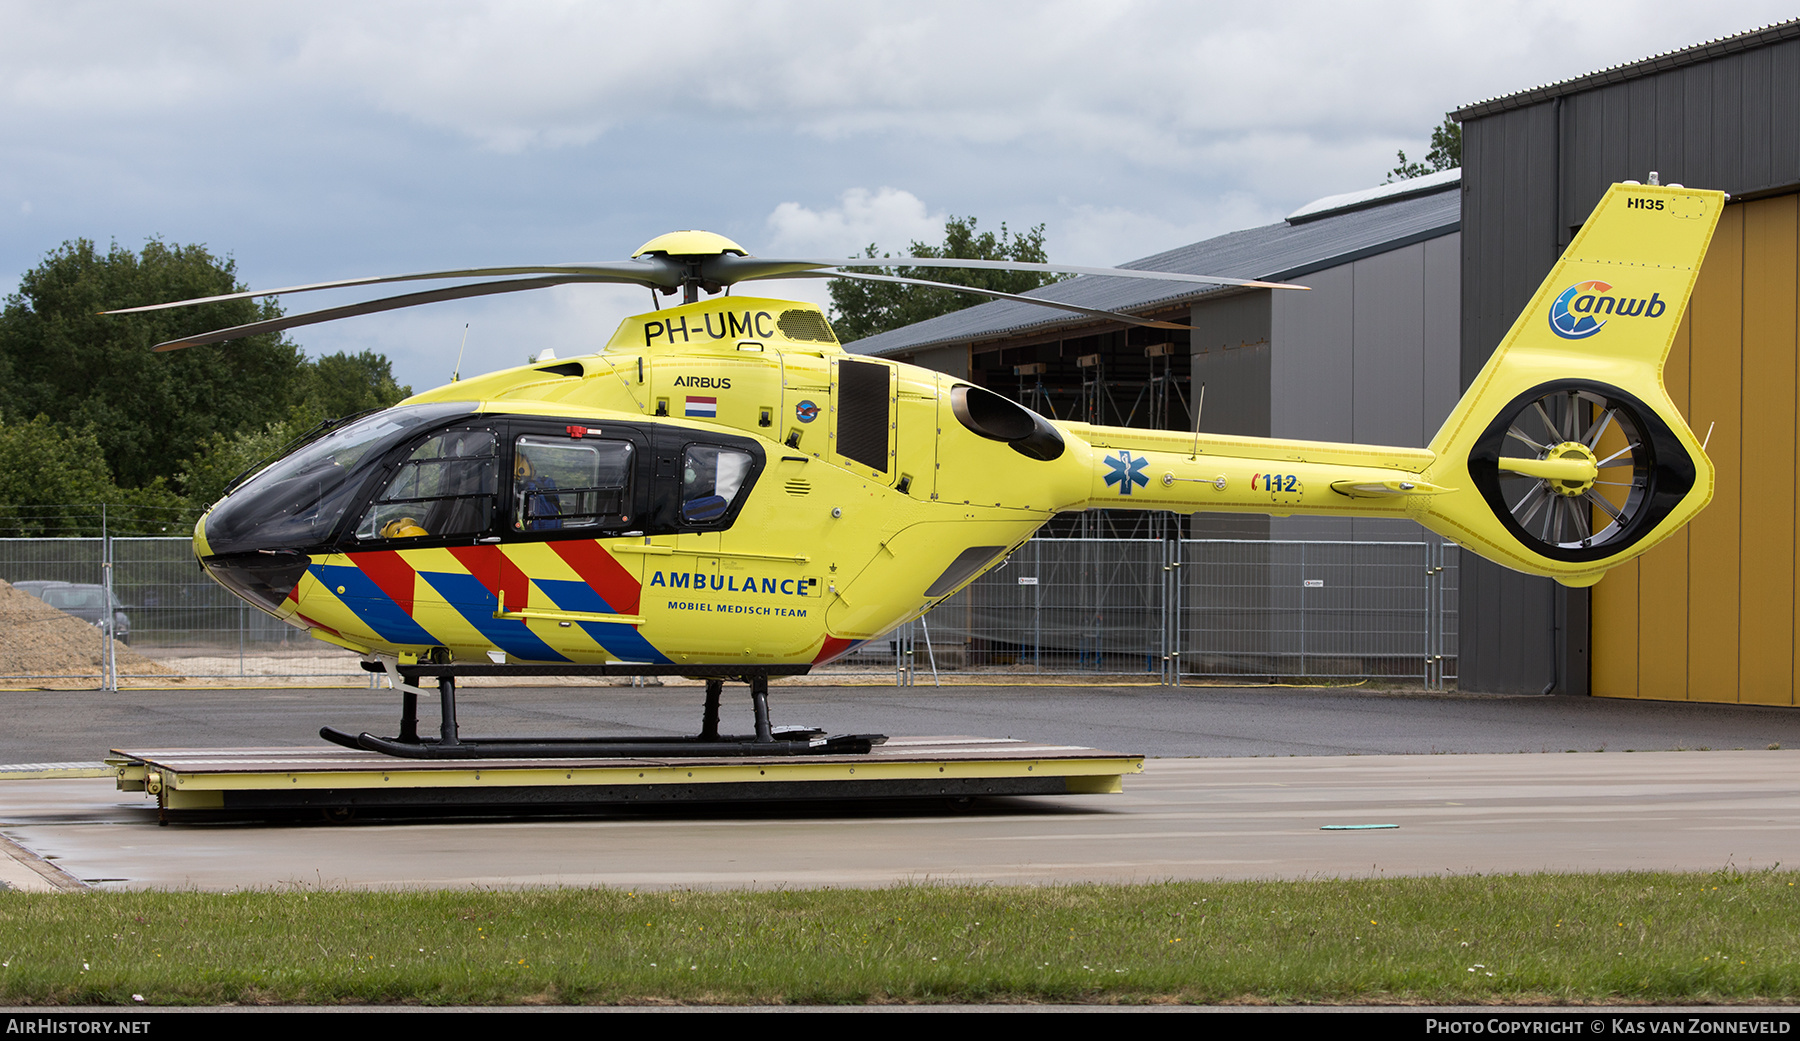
[108,737,1143,816]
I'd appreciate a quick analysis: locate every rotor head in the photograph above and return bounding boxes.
[633,231,747,259]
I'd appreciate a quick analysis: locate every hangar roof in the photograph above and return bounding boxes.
[847,174,1460,359]
[1454,19,1800,120]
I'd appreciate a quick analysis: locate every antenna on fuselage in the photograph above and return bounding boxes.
[1189,382,1206,460]
[452,323,469,382]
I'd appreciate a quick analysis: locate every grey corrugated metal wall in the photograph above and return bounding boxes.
[1189,290,1272,439]
[1265,234,1461,543]
[1455,25,1800,693]
[1183,232,1460,544]
[1272,236,1461,451]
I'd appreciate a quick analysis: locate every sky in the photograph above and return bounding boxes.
[2,1,1795,394]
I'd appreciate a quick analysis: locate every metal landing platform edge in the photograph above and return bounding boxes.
[107,737,1145,813]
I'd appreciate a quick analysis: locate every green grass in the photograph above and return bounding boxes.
[0,870,1794,1005]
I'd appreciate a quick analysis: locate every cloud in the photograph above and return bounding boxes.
[294,278,661,393]
[763,186,947,257]
[753,186,958,316]
[292,2,1800,166]
[12,1,1794,163]
[1057,193,1286,267]
[6,0,1798,393]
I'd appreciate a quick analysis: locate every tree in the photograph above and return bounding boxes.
[175,419,307,514]
[1388,117,1462,182]
[0,240,413,515]
[0,415,184,536]
[176,352,412,509]
[827,218,1067,342]
[297,350,412,424]
[0,239,307,490]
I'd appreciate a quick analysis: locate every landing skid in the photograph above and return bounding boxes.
[325,659,887,760]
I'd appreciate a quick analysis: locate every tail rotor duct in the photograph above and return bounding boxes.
[1467,380,1697,563]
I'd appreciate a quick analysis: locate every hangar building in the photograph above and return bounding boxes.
[847,176,1463,682]
[850,18,1800,704]
[848,171,1463,544]
[1455,18,1800,704]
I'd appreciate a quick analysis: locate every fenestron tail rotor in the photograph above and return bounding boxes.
[1465,380,1694,563]
[103,230,1309,351]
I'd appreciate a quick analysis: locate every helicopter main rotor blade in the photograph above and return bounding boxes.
[106,259,679,317]
[108,252,1302,322]
[806,270,1191,331]
[151,275,609,352]
[736,255,1309,291]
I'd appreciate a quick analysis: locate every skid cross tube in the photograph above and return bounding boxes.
[319,660,885,760]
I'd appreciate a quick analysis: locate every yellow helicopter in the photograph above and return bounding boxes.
[111,181,1722,759]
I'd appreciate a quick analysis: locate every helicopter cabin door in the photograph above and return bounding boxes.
[335,421,522,659]
[488,421,664,664]
[828,357,898,486]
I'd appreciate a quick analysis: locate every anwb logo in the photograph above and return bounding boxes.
[1548,281,1667,340]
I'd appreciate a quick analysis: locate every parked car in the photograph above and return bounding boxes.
[11,581,131,643]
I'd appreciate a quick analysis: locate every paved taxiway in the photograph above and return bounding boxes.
[1,749,1795,890]
[2,683,1796,761]
[0,685,1794,891]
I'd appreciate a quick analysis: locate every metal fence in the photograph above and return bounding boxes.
[0,536,364,686]
[0,535,1457,688]
[852,538,1459,688]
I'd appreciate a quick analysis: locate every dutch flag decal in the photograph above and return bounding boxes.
[685,396,718,418]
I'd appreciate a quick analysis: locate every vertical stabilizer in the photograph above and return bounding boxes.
[1420,182,1725,585]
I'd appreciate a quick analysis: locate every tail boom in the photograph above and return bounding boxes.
[1059,182,1723,588]
[1071,423,1441,520]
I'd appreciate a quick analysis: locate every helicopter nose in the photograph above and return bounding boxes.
[195,510,309,612]
[193,510,214,558]
[202,550,309,613]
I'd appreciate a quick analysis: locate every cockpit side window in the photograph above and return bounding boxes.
[512,434,634,532]
[356,429,497,542]
[680,445,753,524]
[201,402,476,555]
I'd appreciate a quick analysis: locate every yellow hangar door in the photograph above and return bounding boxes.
[1591,194,1798,706]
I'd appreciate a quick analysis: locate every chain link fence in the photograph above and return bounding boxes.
[1,531,1457,688]
[853,538,1459,688]
[0,533,365,686]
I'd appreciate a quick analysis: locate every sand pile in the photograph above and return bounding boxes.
[0,580,178,686]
